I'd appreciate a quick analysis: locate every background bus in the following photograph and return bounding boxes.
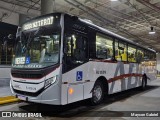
[10,13,157,105]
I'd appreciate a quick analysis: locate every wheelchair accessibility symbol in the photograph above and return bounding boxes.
[76,71,83,81]
[26,57,30,64]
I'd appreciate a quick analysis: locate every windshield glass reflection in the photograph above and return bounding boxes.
[12,29,60,69]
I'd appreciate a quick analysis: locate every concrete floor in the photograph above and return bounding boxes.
[0,86,12,97]
[1,79,160,120]
[0,78,12,97]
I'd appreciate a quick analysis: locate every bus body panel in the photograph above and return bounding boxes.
[61,60,156,104]
[67,84,83,104]
[61,62,92,104]
[40,66,62,105]
[11,66,62,105]
[10,13,157,105]
[61,84,68,105]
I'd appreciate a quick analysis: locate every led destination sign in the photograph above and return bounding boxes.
[23,16,54,30]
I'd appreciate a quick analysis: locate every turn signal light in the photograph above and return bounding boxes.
[68,88,74,95]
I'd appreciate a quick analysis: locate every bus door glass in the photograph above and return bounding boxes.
[64,32,88,71]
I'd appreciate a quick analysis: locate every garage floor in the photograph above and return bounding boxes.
[0,79,160,120]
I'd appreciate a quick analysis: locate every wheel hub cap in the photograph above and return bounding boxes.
[93,85,102,103]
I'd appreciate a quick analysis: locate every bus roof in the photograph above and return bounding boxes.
[22,12,156,53]
[78,17,156,53]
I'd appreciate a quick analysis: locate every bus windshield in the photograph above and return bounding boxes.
[12,29,60,69]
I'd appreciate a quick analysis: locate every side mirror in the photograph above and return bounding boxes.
[16,27,21,38]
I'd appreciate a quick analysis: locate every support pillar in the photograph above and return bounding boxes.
[19,14,28,27]
[41,0,54,15]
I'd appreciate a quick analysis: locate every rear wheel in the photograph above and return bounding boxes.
[91,81,104,105]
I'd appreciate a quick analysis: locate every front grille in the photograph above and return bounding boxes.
[12,73,43,79]
[13,88,44,97]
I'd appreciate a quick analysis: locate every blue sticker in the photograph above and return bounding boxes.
[26,57,30,64]
[76,71,83,81]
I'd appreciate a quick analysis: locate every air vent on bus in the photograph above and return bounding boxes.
[13,88,43,97]
[11,73,43,79]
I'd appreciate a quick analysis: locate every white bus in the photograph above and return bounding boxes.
[10,13,157,105]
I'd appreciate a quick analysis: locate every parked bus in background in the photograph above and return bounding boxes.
[10,13,157,105]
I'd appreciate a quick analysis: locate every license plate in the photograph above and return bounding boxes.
[17,95,26,101]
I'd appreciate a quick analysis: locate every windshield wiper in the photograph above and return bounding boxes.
[26,32,33,49]
[20,31,28,54]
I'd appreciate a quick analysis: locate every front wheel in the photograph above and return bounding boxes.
[91,81,104,105]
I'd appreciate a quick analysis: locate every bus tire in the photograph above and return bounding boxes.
[91,81,104,105]
[141,75,147,90]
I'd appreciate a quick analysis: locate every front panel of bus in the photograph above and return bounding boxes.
[10,13,63,105]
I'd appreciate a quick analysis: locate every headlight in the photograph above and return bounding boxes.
[44,76,57,89]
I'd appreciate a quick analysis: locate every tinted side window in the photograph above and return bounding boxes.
[149,52,156,60]
[137,49,144,63]
[115,40,127,61]
[144,50,150,61]
[128,45,136,62]
[96,33,113,59]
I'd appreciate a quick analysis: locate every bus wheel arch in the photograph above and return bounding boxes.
[91,76,108,105]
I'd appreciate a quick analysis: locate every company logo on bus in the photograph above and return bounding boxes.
[23,16,54,30]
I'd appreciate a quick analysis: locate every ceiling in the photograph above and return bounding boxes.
[0,0,160,51]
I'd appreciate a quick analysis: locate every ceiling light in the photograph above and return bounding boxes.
[149,31,155,35]
[111,0,118,1]
[149,26,156,34]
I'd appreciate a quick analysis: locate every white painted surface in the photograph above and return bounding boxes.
[68,84,83,104]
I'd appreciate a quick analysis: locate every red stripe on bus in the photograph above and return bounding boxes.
[91,59,129,64]
[108,73,143,83]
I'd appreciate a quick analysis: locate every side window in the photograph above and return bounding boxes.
[115,40,127,61]
[137,49,144,63]
[153,53,156,60]
[65,33,87,65]
[144,50,150,61]
[96,33,113,59]
[128,45,136,62]
[149,52,156,61]
[142,51,156,67]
